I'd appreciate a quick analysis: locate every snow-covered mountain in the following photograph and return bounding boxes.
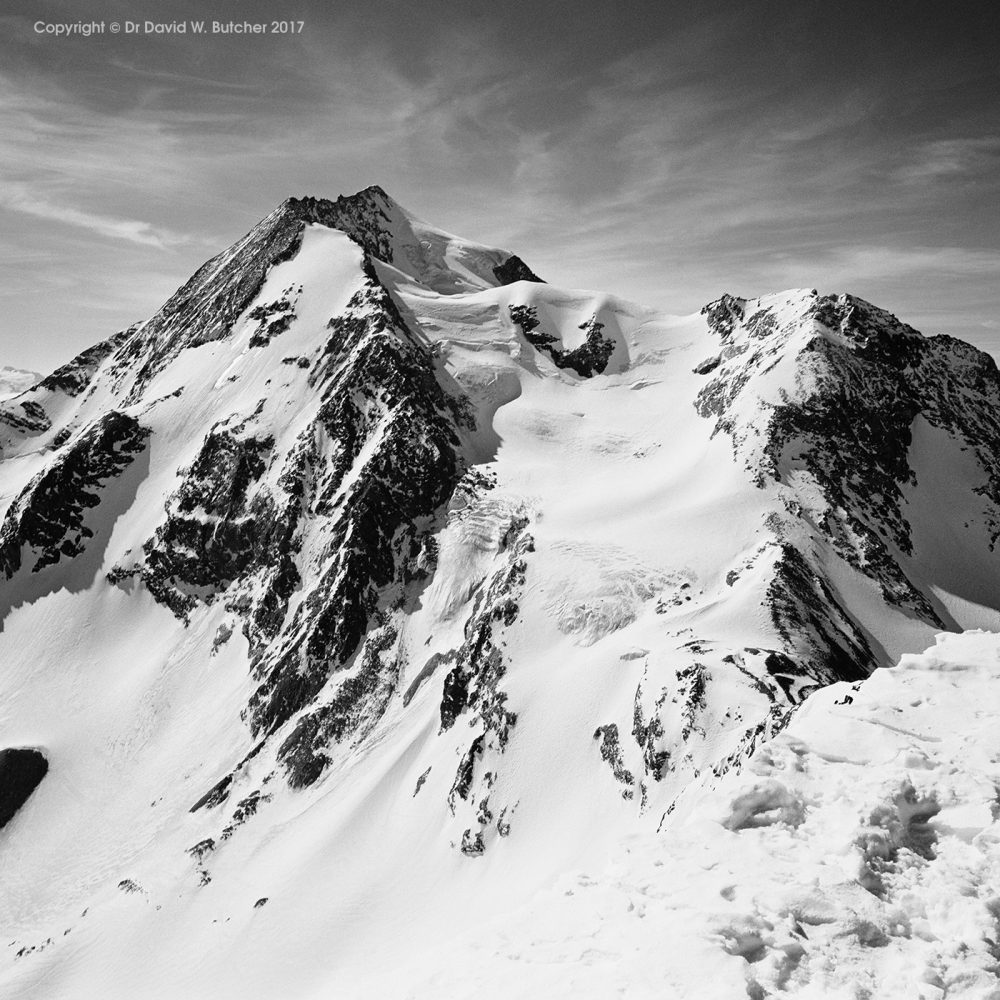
[2,185,1000,998]
[0,366,40,401]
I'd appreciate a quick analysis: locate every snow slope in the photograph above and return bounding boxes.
[410,629,1000,1000]
[2,186,1000,998]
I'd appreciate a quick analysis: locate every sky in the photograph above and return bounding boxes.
[0,0,998,372]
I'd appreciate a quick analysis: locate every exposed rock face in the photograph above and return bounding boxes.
[433,521,530,852]
[127,260,466,767]
[509,305,615,376]
[492,255,544,285]
[0,398,51,435]
[136,424,278,619]
[38,332,131,398]
[247,290,298,348]
[765,542,875,685]
[0,412,149,578]
[437,510,528,745]
[111,205,313,398]
[105,185,488,398]
[696,291,1000,629]
[0,749,48,830]
[243,266,465,742]
[594,724,636,798]
[285,187,399,262]
[277,617,402,788]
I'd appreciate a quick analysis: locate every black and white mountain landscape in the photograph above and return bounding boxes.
[1,185,1000,998]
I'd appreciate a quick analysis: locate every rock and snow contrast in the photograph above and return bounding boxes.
[413,630,1000,1000]
[1,185,999,998]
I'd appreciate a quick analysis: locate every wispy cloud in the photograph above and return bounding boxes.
[895,137,1000,182]
[826,245,1000,281]
[0,0,997,368]
[107,60,261,93]
[1,182,191,248]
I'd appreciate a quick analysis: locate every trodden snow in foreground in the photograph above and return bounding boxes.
[411,630,1000,1000]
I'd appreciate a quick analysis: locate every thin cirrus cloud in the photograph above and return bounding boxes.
[894,137,1000,183]
[1,182,191,249]
[829,245,1000,281]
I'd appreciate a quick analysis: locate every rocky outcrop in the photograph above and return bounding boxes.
[247,289,298,348]
[0,398,51,435]
[0,748,48,830]
[765,542,875,685]
[108,187,400,397]
[242,264,464,740]
[135,424,278,619]
[277,618,401,788]
[594,724,636,798]
[696,292,1000,628]
[437,510,531,853]
[509,305,615,377]
[438,511,528,746]
[493,255,544,285]
[0,412,149,578]
[111,256,470,807]
[38,330,131,398]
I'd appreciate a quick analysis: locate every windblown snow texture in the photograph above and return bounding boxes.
[2,187,1000,999]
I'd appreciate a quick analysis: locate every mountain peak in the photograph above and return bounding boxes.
[270,185,543,294]
[702,288,927,360]
[84,186,545,398]
[265,185,541,296]
[279,183,399,223]
[4,189,1000,998]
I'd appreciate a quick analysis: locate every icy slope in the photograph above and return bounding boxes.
[412,629,1000,1000]
[2,186,1000,998]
